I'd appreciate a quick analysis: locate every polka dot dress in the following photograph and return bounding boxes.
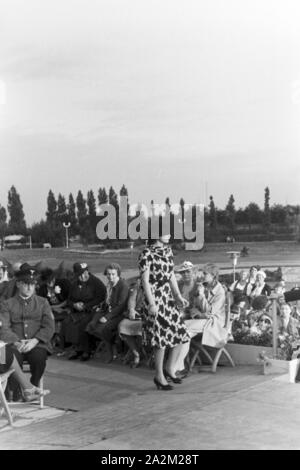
[138,245,190,349]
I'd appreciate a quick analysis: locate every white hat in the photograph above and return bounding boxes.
[256,270,266,279]
[175,261,194,273]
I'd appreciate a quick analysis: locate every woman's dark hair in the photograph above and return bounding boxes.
[252,295,268,311]
[40,268,55,283]
[233,293,249,306]
[104,263,121,276]
[146,238,159,246]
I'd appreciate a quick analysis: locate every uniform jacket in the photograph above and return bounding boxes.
[0,294,55,353]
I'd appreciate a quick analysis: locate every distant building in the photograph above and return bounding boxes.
[4,234,27,248]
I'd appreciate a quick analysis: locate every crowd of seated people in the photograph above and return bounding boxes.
[2,254,300,399]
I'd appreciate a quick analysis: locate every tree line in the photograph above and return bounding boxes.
[0,185,299,247]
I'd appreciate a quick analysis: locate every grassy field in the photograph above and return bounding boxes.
[1,240,300,276]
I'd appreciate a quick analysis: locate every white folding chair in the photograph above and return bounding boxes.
[0,369,15,426]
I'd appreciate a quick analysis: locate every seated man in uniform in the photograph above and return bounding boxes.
[0,264,55,397]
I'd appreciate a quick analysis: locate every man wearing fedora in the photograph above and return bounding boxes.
[0,263,55,390]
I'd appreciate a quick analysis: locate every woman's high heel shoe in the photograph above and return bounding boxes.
[153,377,173,391]
[164,370,182,384]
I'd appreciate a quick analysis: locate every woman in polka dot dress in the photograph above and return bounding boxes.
[138,235,190,391]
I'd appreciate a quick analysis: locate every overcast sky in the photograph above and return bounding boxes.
[0,0,300,224]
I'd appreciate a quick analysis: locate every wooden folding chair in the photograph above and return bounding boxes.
[189,291,235,373]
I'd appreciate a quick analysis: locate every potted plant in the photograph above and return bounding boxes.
[258,334,300,382]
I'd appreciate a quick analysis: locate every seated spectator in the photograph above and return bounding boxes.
[0,265,55,398]
[171,261,198,375]
[246,295,269,329]
[230,293,250,321]
[273,280,286,296]
[250,270,271,302]
[176,261,199,319]
[256,313,273,333]
[185,263,228,348]
[290,303,300,330]
[229,269,248,303]
[118,278,143,368]
[0,260,9,283]
[0,342,50,402]
[64,262,106,361]
[245,265,260,298]
[38,268,70,309]
[86,263,129,363]
[37,268,71,350]
[0,260,18,300]
[278,303,299,336]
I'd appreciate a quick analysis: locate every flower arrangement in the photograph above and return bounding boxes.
[277,333,300,361]
[232,318,273,347]
[233,319,300,361]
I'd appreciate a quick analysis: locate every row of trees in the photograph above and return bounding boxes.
[208,188,299,232]
[0,185,299,246]
[207,188,300,241]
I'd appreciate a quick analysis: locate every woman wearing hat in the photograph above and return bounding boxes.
[173,261,204,376]
[139,235,190,391]
[257,313,273,333]
[176,261,198,315]
[64,262,106,361]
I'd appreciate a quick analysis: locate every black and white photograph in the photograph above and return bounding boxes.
[1,0,300,452]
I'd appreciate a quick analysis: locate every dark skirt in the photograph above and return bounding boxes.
[86,317,122,342]
[61,311,94,345]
